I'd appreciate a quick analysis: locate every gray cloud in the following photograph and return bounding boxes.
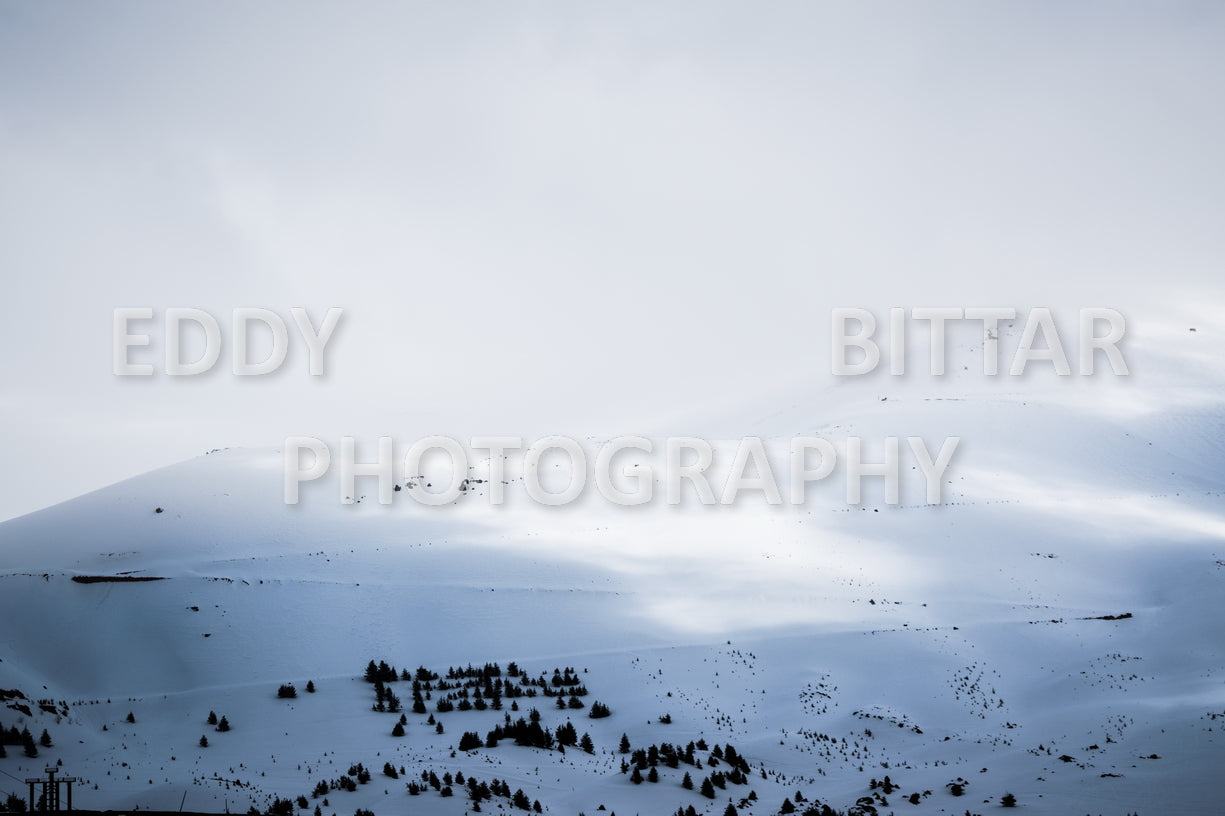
[1,1,1222,519]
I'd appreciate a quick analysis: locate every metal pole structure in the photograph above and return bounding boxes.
[24,767,76,813]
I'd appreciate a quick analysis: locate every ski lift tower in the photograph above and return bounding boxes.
[26,766,77,812]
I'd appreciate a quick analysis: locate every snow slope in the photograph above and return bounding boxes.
[1,314,1223,816]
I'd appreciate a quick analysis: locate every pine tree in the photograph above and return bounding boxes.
[1001,793,1017,808]
[391,722,405,737]
[681,772,693,790]
[722,804,737,816]
[700,777,715,799]
[630,767,644,785]
[647,766,659,783]
[216,715,230,732]
[126,712,135,724]
[207,711,218,726]
[199,735,209,748]
[305,680,316,693]
[580,733,595,754]
[619,733,631,754]
[39,730,52,748]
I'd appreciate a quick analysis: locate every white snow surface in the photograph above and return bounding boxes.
[1,316,1223,816]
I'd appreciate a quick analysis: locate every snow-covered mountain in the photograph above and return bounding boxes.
[1,314,1222,816]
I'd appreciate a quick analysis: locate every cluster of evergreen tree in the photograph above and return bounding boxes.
[362,659,608,724]
[444,662,505,680]
[458,773,542,812]
[440,673,530,700]
[362,660,401,684]
[695,769,748,797]
[621,740,754,796]
[276,684,297,699]
[435,681,505,712]
[406,769,455,793]
[247,797,294,816]
[545,667,585,688]
[480,708,573,750]
[360,658,608,718]
[370,680,400,713]
[309,762,372,796]
[620,739,748,774]
[365,659,511,685]
[406,769,452,796]
[0,724,40,758]
[551,722,593,752]
[777,792,866,816]
[207,710,231,732]
[1,792,29,812]
[553,694,587,711]
[347,764,372,785]
[512,668,591,700]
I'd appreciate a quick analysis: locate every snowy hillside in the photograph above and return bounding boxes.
[1,315,1223,816]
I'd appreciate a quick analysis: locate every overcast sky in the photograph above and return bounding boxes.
[1,1,1223,521]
